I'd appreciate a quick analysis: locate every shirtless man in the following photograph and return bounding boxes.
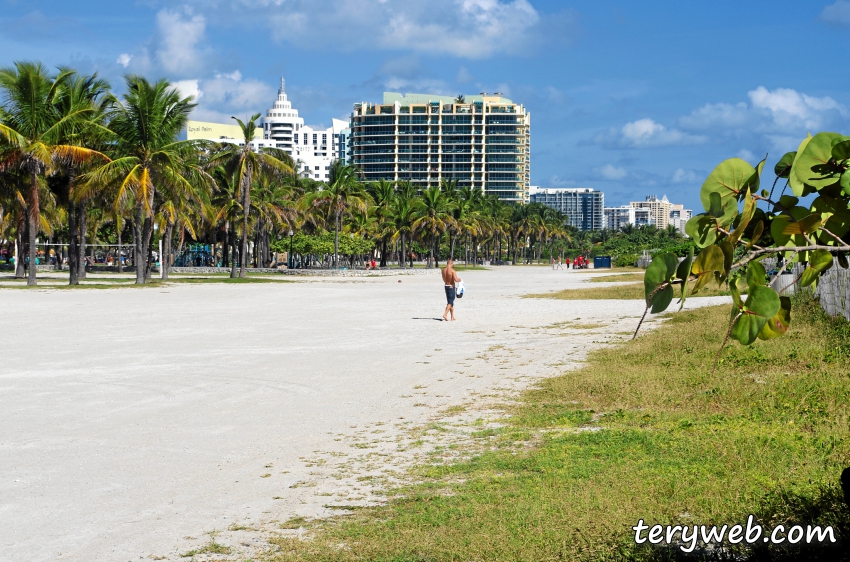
[441,258,462,321]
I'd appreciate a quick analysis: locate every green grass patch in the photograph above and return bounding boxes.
[588,272,647,283]
[526,281,732,300]
[263,293,850,561]
[180,541,231,557]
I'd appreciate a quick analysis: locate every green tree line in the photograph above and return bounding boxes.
[0,63,686,284]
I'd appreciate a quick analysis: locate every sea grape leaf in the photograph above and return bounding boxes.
[823,210,850,240]
[794,132,844,190]
[719,240,734,278]
[747,261,767,288]
[676,246,694,310]
[774,151,796,178]
[690,245,725,293]
[800,249,834,287]
[644,252,678,313]
[838,253,849,269]
[708,192,724,217]
[729,276,744,309]
[771,206,812,247]
[781,213,822,235]
[743,157,766,195]
[728,189,756,245]
[832,139,850,161]
[745,220,764,251]
[685,214,719,248]
[842,171,850,196]
[777,195,799,211]
[789,134,813,196]
[731,285,781,345]
[758,296,792,341]
[700,158,753,223]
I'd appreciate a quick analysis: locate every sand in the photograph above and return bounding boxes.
[0,267,729,561]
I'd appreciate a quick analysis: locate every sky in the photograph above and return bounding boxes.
[3,0,850,211]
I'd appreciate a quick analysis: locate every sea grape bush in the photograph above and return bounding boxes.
[638,132,850,349]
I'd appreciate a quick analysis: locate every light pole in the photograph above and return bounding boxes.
[288,229,294,269]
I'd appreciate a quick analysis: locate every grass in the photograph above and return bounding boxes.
[588,272,647,283]
[262,293,850,561]
[180,541,232,557]
[526,281,733,300]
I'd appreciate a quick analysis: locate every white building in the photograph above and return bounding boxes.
[186,77,349,182]
[530,188,604,230]
[263,78,349,180]
[669,204,693,235]
[603,206,636,231]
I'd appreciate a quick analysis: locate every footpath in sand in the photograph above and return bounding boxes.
[0,267,729,561]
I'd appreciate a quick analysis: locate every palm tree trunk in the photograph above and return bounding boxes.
[379,238,388,268]
[449,232,455,262]
[133,204,145,284]
[26,171,39,286]
[399,234,406,269]
[15,215,26,278]
[334,209,340,269]
[78,202,87,279]
[230,224,239,278]
[223,223,230,269]
[239,167,252,278]
[68,196,79,285]
[117,223,123,273]
[162,223,173,281]
[143,217,153,281]
[473,236,478,269]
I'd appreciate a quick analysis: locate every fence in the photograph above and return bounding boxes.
[816,267,850,321]
[764,259,850,321]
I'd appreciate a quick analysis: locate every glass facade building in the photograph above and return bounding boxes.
[349,92,530,202]
[530,188,605,231]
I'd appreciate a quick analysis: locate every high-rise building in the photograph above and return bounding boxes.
[603,206,636,231]
[186,78,348,182]
[630,195,672,229]
[349,92,530,201]
[530,188,604,230]
[669,204,693,234]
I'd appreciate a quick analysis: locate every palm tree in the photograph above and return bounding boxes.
[386,194,416,268]
[0,62,106,285]
[80,75,207,284]
[304,161,366,269]
[367,179,396,267]
[208,113,293,277]
[52,72,111,285]
[411,186,454,268]
[454,95,466,104]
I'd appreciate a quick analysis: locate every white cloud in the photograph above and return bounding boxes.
[173,79,202,101]
[679,86,848,140]
[595,118,707,149]
[596,164,627,180]
[203,0,567,59]
[819,1,850,26]
[456,66,474,83]
[671,168,700,184]
[116,53,132,67]
[748,86,846,130]
[191,73,275,117]
[736,149,756,163]
[155,7,207,75]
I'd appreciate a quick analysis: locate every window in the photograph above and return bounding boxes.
[325,166,330,170]
[313,134,318,144]
[315,166,320,170]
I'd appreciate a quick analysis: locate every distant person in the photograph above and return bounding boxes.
[557,256,563,270]
[566,257,571,270]
[441,258,462,321]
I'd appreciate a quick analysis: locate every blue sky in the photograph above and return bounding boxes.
[3,0,850,210]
